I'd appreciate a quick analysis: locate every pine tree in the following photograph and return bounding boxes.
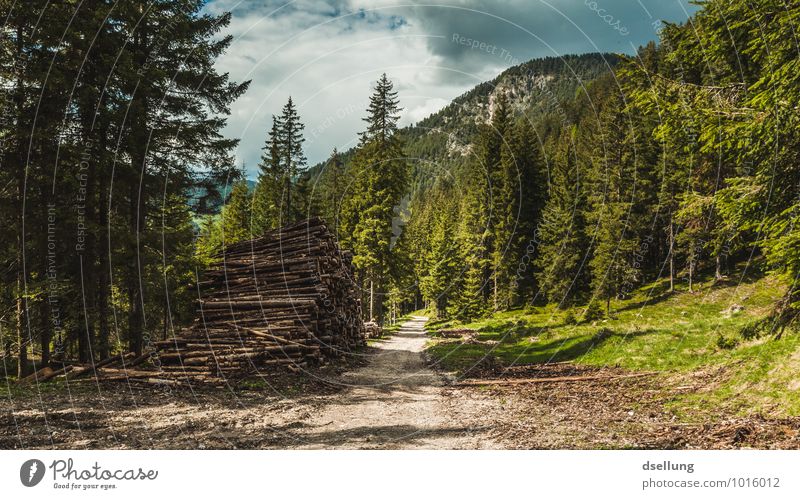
[195,177,253,263]
[319,148,346,234]
[449,156,491,320]
[584,92,642,314]
[221,181,254,245]
[251,99,308,229]
[418,193,458,316]
[117,2,249,355]
[252,116,283,234]
[341,74,408,324]
[277,97,307,222]
[534,128,587,307]
[510,119,547,303]
[484,91,516,310]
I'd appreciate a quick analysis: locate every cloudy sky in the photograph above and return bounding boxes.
[204,0,699,176]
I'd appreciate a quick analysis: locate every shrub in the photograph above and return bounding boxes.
[716,334,738,350]
[739,318,768,340]
[583,300,605,322]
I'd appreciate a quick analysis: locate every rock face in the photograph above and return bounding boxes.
[410,53,620,159]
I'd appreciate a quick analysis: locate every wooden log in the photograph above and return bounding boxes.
[455,372,658,387]
[18,366,55,384]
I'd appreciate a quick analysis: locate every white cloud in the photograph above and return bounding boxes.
[403,97,450,125]
[205,0,698,174]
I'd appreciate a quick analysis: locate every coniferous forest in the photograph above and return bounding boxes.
[2,0,800,452]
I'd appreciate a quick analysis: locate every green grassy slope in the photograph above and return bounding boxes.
[425,271,800,418]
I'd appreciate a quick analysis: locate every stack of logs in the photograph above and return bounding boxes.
[364,321,382,339]
[150,217,366,383]
[24,218,366,386]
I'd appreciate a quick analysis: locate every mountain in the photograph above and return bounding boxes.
[309,53,620,193]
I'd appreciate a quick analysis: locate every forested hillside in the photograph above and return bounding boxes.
[4,0,800,453]
[309,53,619,198]
[2,0,799,382]
[383,1,800,342]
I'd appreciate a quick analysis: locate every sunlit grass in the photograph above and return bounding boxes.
[425,269,800,417]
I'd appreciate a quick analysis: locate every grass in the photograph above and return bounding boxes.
[0,377,98,401]
[425,268,800,418]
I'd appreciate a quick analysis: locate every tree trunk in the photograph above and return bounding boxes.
[39,301,50,367]
[16,271,28,378]
[493,272,498,311]
[13,17,28,378]
[285,175,291,223]
[97,163,111,359]
[369,278,374,322]
[3,333,11,360]
[668,218,675,293]
[376,275,384,326]
[78,257,93,363]
[163,303,169,341]
[127,21,148,356]
[78,111,98,364]
[128,182,144,355]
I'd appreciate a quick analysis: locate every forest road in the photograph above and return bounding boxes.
[290,316,502,449]
[0,316,503,450]
[5,317,797,449]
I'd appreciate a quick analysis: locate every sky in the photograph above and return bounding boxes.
[204,0,700,176]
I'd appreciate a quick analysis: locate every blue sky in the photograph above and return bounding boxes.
[204,0,700,175]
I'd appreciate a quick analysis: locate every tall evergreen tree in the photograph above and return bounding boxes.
[251,99,308,230]
[252,116,283,234]
[0,1,249,364]
[584,90,644,313]
[510,119,547,303]
[534,128,587,307]
[341,74,408,324]
[277,97,307,222]
[319,148,346,234]
[484,92,515,310]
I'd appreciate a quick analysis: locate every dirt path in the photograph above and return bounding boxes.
[0,317,502,449]
[287,316,499,449]
[3,317,799,449]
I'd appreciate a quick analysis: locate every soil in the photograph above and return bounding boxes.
[1,317,799,449]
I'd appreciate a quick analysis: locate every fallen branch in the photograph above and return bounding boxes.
[455,372,657,386]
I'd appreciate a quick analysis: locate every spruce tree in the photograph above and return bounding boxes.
[252,116,283,234]
[319,148,346,234]
[221,181,255,245]
[534,128,587,307]
[277,97,307,222]
[341,74,408,324]
[584,93,642,314]
[511,119,547,303]
[484,92,516,310]
[450,156,491,320]
[418,193,458,317]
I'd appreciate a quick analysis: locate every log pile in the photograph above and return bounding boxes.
[364,321,382,339]
[30,218,366,386]
[147,217,365,383]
